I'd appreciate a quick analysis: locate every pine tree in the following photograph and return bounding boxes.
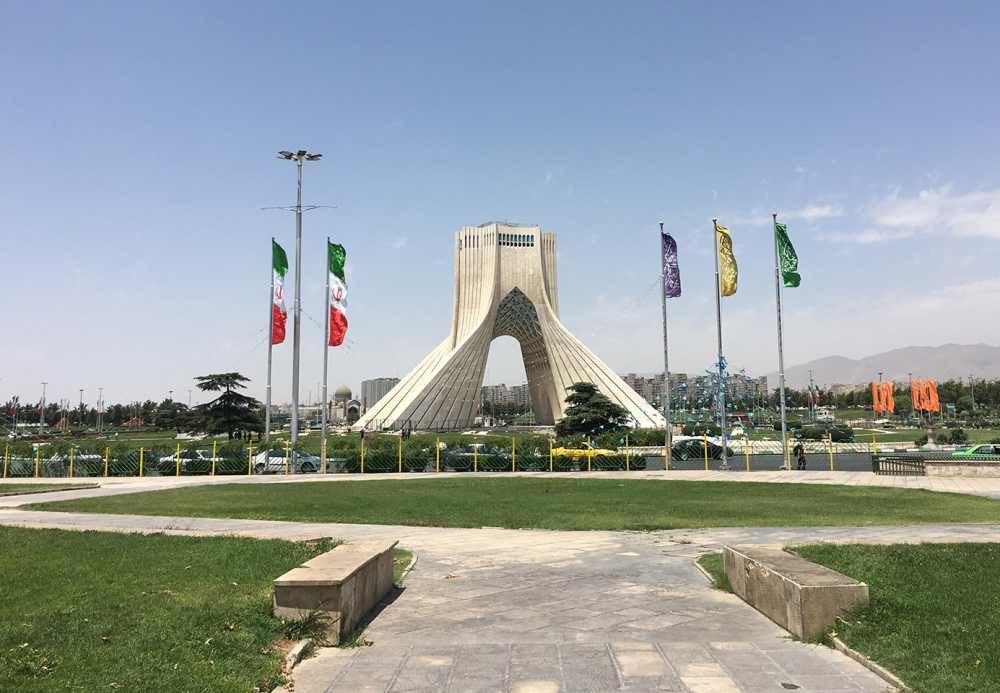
[554,382,630,438]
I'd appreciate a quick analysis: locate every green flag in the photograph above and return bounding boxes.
[775,222,801,288]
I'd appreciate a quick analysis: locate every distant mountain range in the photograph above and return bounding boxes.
[771,343,1000,390]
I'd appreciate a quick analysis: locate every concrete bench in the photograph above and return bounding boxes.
[273,539,398,645]
[723,545,868,640]
[925,458,1000,477]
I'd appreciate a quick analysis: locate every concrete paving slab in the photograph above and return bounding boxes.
[3,471,994,691]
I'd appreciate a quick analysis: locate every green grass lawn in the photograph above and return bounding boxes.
[791,543,1000,693]
[699,544,1000,693]
[25,478,1000,530]
[0,527,340,692]
[0,483,97,496]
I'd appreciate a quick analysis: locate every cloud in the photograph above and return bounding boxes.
[826,186,1000,243]
[815,228,915,244]
[729,203,843,228]
[392,237,407,249]
[783,204,844,221]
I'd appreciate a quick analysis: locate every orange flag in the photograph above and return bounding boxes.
[920,380,932,411]
[928,380,940,411]
[871,381,882,414]
[885,382,895,413]
[911,378,922,411]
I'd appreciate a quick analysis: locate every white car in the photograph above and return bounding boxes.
[252,450,321,474]
[157,449,216,473]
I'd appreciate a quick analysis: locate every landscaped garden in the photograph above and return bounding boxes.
[0,526,412,692]
[699,543,1000,693]
[0,528,334,692]
[25,477,1000,530]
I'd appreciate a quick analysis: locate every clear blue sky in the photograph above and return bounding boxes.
[2,1,998,409]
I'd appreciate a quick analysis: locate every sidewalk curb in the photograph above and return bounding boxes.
[832,637,911,692]
[270,639,313,693]
[397,552,418,584]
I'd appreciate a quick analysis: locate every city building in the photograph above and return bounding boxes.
[361,377,400,413]
[331,385,361,423]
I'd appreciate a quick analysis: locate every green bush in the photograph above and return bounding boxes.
[629,455,648,471]
[362,451,397,473]
[591,455,626,471]
[402,450,430,472]
[515,453,547,471]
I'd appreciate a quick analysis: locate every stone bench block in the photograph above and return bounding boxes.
[273,539,398,645]
[723,545,868,640]
[926,459,1000,477]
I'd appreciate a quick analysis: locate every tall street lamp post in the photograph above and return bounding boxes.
[278,150,322,445]
[40,382,47,434]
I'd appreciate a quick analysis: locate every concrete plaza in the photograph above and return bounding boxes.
[2,471,999,692]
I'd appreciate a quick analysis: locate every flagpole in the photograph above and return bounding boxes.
[659,223,672,457]
[712,219,729,468]
[772,213,789,468]
[321,237,331,470]
[265,237,275,443]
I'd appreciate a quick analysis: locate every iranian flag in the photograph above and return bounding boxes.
[271,240,289,345]
[328,242,348,347]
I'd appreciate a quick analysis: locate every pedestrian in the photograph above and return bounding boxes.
[794,441,806,470]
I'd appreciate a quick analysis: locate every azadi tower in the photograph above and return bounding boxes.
[355,222,665,431]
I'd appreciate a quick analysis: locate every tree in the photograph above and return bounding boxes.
[554,382,630,438]
[194,372,263,439]
[956,395,974,416]
[894,394,912,415]
[154,399,195,434]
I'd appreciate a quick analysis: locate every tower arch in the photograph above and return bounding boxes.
[355,223,664,431]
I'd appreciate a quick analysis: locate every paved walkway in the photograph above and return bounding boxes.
[2,473,999,692]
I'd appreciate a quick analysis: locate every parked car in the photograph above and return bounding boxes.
[46,447,104,475]
[446,444,510,465]
[252,450,321,474]
[156,449,216,474]
[550,442,617,461]
[48,448,103,463]
[670,437,735,461]
[952,444,1000,458]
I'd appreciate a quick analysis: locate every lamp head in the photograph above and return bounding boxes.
[278,151,294,159]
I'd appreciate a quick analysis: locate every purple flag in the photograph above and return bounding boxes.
[661,231,681,298]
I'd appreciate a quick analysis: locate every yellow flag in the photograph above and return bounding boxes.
[716,223,738,296]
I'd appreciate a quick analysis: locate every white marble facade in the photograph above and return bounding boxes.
[354,223,665,431]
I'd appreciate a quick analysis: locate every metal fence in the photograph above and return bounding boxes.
[2,437,897,479]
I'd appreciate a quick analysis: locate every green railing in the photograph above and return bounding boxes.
[871,455,926,476]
